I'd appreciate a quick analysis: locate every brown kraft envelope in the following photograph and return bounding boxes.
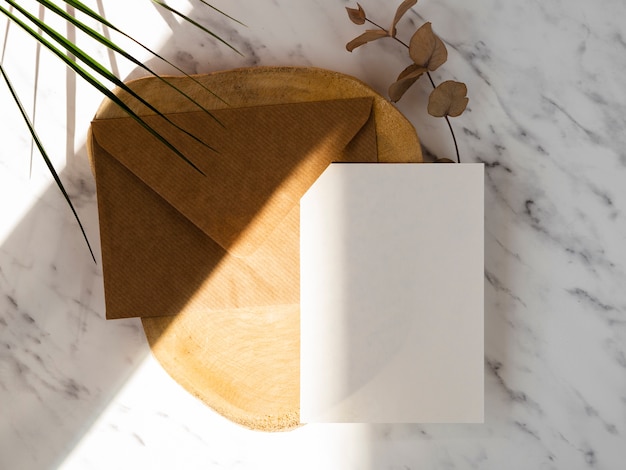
[89,97,378,319]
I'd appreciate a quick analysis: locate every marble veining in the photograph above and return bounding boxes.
[1,0,626,468]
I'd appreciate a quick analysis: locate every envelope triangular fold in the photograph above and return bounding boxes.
[90,98,377,319]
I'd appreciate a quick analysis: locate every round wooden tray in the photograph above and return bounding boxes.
[90,66,422,431]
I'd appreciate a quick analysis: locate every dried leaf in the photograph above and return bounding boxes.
[390,0,417,37]
[435,157,455,163]
[388,63,427,102]
[429,35,448,71]
[409,22,448,71]
[397,63,424,80]
[408,23,434,65]
[346,29,388,52]
[427,80,469,117]
[346,3,366,25]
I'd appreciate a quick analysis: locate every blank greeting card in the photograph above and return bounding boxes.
[300,163,484,423]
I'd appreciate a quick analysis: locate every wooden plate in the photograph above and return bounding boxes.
[89,66,422,431]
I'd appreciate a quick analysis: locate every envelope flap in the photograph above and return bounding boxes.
[90,97,376,257]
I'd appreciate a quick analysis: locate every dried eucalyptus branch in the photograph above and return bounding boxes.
[345,0,467,163]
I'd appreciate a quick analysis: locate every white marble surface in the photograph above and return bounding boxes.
[1,0,625,468]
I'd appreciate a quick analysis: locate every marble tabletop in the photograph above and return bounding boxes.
[1,0,625,468]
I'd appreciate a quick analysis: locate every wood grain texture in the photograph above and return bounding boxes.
[88,66,422,431]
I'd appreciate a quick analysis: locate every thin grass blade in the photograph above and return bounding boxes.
[0,4,205,174]
[0,63,96,263]
[152,0,242,56]
[6,0,216,154]
[34,0,224,126]
[61,0,229,104]
[196,0,246,26]
[1,6,11,62]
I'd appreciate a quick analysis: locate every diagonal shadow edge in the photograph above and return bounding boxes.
[0,157,149,470]
[87,82,382,433]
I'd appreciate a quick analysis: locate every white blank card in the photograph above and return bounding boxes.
[300,163,484,423]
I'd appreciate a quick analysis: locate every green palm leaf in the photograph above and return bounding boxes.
[0,3,206,173]
[151,0,242,56]
[196,0,246,26]
[1,63,96,262]
[61,0,228,103]
[34,0,225,125]
[1,1,242,260]
[5,0,216,155]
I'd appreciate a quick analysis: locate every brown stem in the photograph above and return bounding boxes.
[365,17,461,163]
[425,71,460,163]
